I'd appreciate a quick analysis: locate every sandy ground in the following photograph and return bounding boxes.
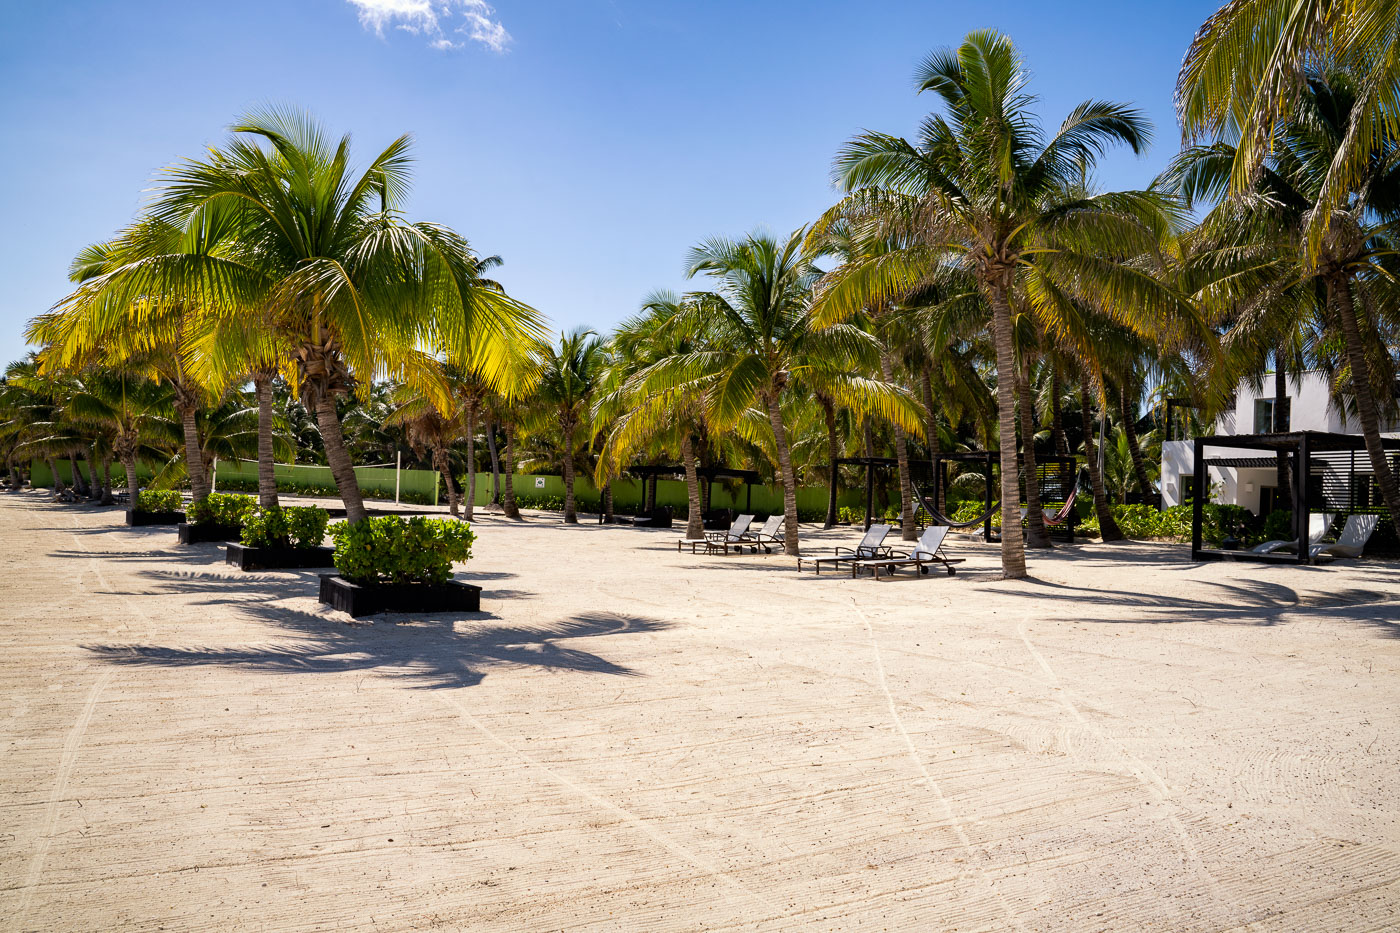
[2,491,1399,932]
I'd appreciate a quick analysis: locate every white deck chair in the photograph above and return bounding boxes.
[740,514,784,553]
[797,524,892,574]
[852,525,965,579]
[1308,514,1380,560]
[1252,512,1335,554]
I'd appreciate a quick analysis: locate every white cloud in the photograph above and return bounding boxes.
[346,0,511,53]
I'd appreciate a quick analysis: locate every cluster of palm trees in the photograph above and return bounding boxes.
[8,10,1400,580]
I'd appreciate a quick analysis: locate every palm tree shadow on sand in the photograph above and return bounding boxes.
[83,565,669,688]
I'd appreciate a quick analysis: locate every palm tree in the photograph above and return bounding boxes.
[812,30,1192,577]
[1167,67,1400,537]
[526,329,606,524]
[53,108,546,523]
[649,229,920,556]
[64,371,178,506]
[595,293,713,540]
[386,375,473,518]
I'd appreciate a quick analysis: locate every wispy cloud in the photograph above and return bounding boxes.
[346,0,512,53]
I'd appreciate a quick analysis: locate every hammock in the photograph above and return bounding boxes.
[911,480,999,529]
[1042,489,1078,526]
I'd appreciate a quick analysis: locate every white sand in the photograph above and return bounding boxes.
[2,491,1398,931]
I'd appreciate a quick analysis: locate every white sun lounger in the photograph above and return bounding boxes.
[1252,512,1335,554]
[796,524,892,574]
[851,525,965,579]
[1308,514,1380,561]
[741,514,784,553]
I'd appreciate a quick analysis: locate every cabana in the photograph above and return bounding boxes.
[1189,431,1400,563]
[625,464,761,526]
[832,452,1078,542]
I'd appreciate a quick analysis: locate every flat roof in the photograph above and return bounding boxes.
[1195,431,1400,453]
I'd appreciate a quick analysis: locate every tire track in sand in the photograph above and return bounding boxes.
[9,518,153,931]
[1016,612,1251,929]
[858,598,1029,932]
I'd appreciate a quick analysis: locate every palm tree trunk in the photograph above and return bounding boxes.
[435,446,460,518]
[255,376,279,508]
[69,453,87,497]
[1017,370,1051,548]
[1080,384,1123,541]
[84,450,100,500]
[503,422,520,519]
[1329,275,1400,538]
[987,284,1028,578]
[602,481,614,523]
[464,408,477,522]
[1118,385,1153,501]
[122,456,140,509]
[99,457,114,505]
[1051,363,1070,457]
[486,415,502,506]
[561,421,578,524]
[821,396,839,529]
[47,456,65,494]
[178,397,210,503]
[681,433,704,540]
[880,352,917,541]
[762,388,801,556]
[310,388,367,524]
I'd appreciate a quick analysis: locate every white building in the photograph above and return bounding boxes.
[1160,370,1400,514]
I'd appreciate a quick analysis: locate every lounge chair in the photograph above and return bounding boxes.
[1308,514,1380,560]
[796,524,892,574]
[1251,512,1334,554]
[851,525,965,579]
[679,514,755,555]
[741,514,784,553]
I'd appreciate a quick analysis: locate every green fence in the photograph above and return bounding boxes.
[212,460,439,505]
[30,459,153,487]
[471,472,879,517]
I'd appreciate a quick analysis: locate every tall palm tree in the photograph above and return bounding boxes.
[650,229,920,556]
[64,371,178,506]
[525,329,606,524]
[813,30,1190,576]
[1167,67,1400,537]
[52,108,546,523]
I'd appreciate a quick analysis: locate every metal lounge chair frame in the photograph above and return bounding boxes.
[796,524,893,573]
[852,525,964,579]
[740,514,784,553]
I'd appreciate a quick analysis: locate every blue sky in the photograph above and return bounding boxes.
[0,0,1219,365]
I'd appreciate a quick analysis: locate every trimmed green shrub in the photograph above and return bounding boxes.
[1261,509,1293,542]
[136,489,183,513]
[241,505,330,549]
[329,515,475,585]
[187,492,256,527]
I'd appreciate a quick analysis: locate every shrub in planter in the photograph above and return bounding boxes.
[328,515,475,585]
[228,505,335,570]
[241,505,330,549]
[322,516,478,616]
[187,493,256,527]
[137,489,183,513]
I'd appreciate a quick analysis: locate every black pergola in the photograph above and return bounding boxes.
[832,452,1077,541]
[626,464,761,514]
[1190,431,1400,563]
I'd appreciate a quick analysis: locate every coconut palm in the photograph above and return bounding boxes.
[1167,66,1400,537]
[524,329,607,524]
[812,30,1194,576]
[63,371,179,505]
[645,228,920,556]
[52,107,546,523]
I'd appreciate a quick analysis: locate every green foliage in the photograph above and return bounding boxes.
[1261,509,1294,542]
[329,516,475,586]
[186,492,256,527]
[241,505,330,549]
[211,477,433,505]
[136,489,182,513]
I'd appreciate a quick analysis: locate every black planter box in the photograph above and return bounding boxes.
[227,543,335,571]
[126,509,186,526]
[177,522,244,544]
[318,574,482,617]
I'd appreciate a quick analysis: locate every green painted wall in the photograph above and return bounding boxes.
[30,459,152,487]
[471,472,879,516]
[212,460,440,504]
